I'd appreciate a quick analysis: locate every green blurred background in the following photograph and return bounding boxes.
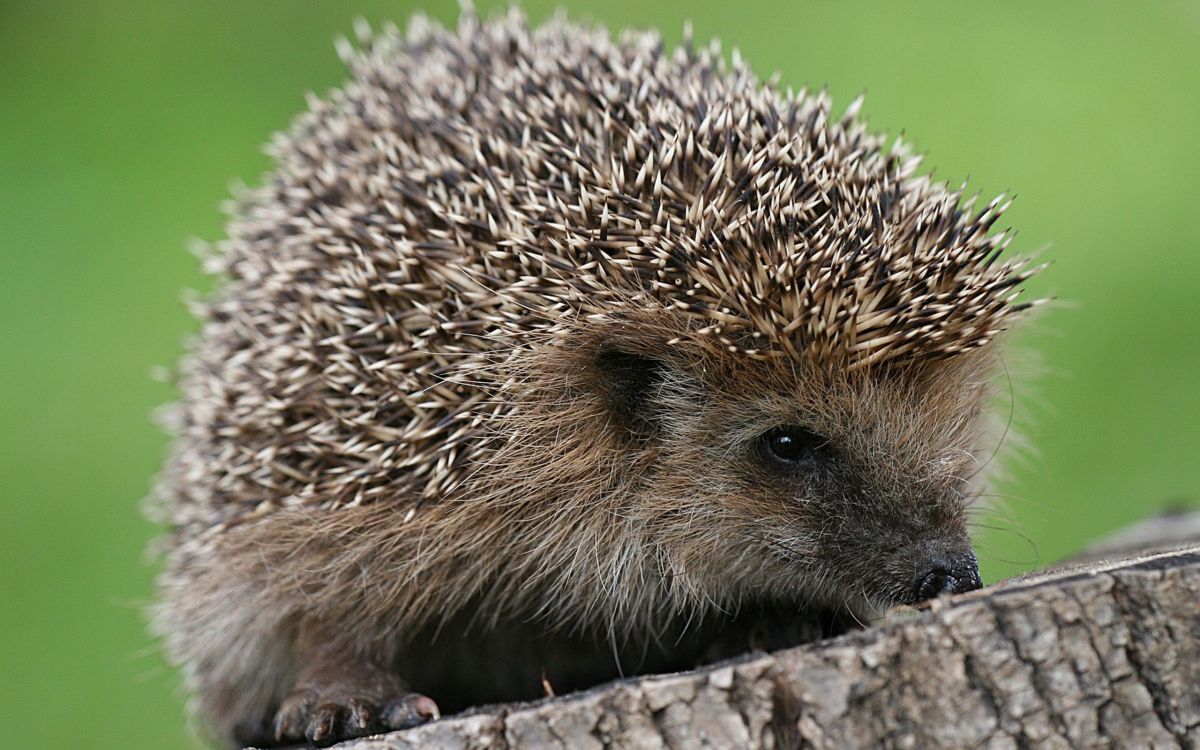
[1,1,1197,747]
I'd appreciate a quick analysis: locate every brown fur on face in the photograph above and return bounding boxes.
[149,9,1036,746]
[474,311,995,631]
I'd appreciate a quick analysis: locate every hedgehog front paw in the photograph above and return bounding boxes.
[273,679,439,747]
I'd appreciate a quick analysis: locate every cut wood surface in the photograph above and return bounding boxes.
[324,544,1200,749]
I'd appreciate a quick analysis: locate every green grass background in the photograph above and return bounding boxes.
[1,1,1197,747]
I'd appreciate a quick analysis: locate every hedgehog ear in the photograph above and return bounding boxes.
[593,348,665,439]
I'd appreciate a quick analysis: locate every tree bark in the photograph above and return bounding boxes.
[329,541,1200,750]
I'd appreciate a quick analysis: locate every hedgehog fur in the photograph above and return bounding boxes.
[152,8,1041,747]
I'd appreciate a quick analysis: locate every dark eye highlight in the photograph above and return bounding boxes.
[760,426,826,467]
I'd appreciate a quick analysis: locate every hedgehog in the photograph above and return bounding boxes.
[151,9,1042,748]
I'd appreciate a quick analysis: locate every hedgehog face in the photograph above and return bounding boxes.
[588,335,990,618]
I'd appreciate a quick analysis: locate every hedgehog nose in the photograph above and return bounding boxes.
[913,552,982,602]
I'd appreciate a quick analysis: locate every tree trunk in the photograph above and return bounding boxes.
[326,539,1200,750]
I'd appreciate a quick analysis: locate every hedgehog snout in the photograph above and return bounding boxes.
[910,549,982,603]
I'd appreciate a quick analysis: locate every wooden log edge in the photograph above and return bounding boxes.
[324,544,1200,749]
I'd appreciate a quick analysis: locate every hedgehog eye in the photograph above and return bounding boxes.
[760,426,826,467]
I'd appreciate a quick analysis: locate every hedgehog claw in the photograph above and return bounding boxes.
[343,697,376,735]
[382,693,441,729]
[273,683,438,747]
[305,703,342,746]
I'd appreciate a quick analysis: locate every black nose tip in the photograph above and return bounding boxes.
[913,553,982,602]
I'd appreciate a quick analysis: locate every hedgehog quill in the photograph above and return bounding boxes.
[151,9,1043,747]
